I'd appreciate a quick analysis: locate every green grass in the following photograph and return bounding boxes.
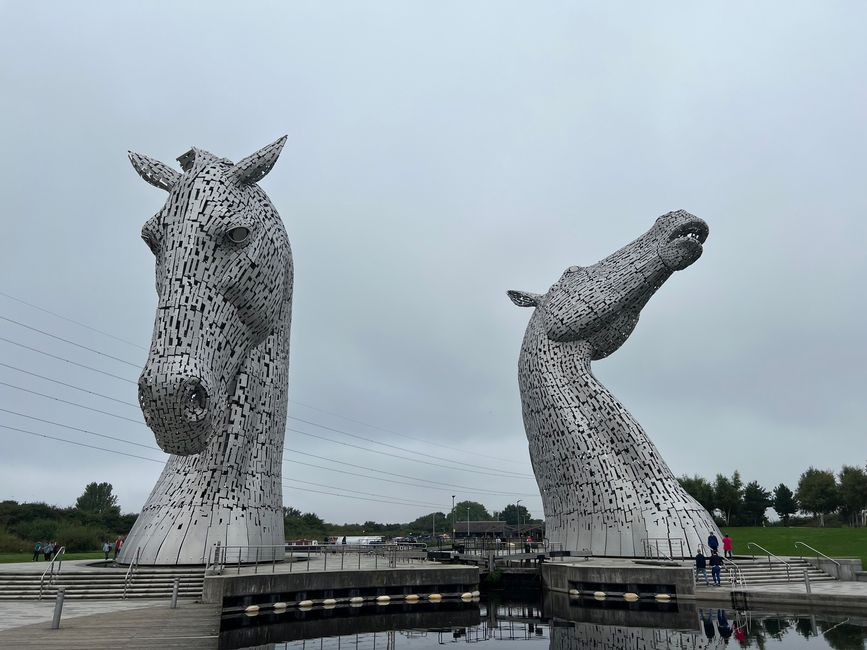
[0,551,105,564]
[725,527,867,568]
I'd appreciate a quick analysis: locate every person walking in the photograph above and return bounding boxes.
[32,541,42,561]
[114,536,124,559]
[707,532,719,554]
[722,533,733,558]
[694,550,708,585]
[43,541,54,562]
[709,550,723,586]
[102,541,112,561]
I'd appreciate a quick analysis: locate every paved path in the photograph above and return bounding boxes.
[0,601,219,649]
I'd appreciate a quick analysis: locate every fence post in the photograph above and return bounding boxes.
[341,545,345,570]
[171,578,179,609]
[803,569,812,595]
[51,588,65,630]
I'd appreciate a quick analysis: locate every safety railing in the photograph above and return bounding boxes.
[38,546,66,600]
[641,537,685,560]
[122,547,141,599]
[209,542,429,575]
[746,542,792,581]
[721,556,747,586]
[795,541,841,568]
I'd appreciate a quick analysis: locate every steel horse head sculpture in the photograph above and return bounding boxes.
[121,137,292,565]
[509,210,720,557]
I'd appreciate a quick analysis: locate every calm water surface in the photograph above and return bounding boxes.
[221,591,867,650]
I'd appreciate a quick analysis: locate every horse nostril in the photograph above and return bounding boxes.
[182,377,209,421]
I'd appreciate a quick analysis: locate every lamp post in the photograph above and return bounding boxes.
[516,499,523,535]
[451,495,456,543]
[466,507,470,538]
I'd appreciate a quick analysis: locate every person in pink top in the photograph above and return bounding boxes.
[722,533,733,558]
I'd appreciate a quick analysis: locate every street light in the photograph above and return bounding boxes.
[451,495,456,543]
[516,499,523,534]
[466,507,470,538]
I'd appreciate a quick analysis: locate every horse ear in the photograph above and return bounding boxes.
[128,151,180,192]
[231,135,288,185]
[507,290,542,308]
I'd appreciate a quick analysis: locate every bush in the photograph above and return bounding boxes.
[53,524,102,552]
[0,526,27,553]
[15,518,59,542]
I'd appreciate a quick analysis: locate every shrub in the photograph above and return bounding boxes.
[53,524,102,552]
[0,526,28,553]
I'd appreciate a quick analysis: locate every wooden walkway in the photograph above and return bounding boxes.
[0,602,221,649]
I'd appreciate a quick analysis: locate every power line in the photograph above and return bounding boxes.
[0,423,164,464]
[289,398,526,466]
[0,362,139,409]
[0,290,146,350]
[282,482,449,510]
[287,414,532,478]
[0,315,142,368]
[0,408,157,451]
[282,479,446,510]
[0,378,541,499]
[282,447,539,498]
[0,300,527,469]
[0,336,138,385]
[286,425,531,480]
[0,382,145,425]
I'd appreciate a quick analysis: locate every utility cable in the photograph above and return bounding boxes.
[0,424,164,463]
[0,290,146,350]
[0,315,142,368]
[282,479,446,510]
[0,336,137,384]
[287,414,532,478]
[0,362,140,409]
[0,408,157,451]
[0,382,145,425]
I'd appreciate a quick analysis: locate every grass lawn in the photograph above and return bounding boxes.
[0,551,105,564]
[726,527,867,568]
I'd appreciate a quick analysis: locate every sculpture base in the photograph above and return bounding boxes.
[544,507,721,558]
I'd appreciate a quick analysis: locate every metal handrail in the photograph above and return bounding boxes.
[37,546,66,600]
[795,541,841,568]
[746,542,791,581]
[721,556,747,586]
[122,547,141,599]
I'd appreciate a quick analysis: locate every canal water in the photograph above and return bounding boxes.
[220,590,867,650]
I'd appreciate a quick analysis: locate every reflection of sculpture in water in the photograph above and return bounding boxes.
[550,619,705,650]
[121,137,293,565]
[509,210,720,557]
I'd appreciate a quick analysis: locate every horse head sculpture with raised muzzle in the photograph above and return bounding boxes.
[509,210,720,557]
[121,137,293,565]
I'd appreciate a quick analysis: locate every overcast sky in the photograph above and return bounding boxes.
[1,2,865,525]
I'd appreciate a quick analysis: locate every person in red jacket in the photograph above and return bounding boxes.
[722,533,733,559]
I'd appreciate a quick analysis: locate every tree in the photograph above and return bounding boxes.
[496,503,531,526]
[772,483,798,526]
[678,475,715,512]
[74,482,120,517]
[713,471,743,525]
[740,481,772,526]
[838,465,867,526]
[453,501,491,525]
[796,468,839,526]
[407,512,448,535]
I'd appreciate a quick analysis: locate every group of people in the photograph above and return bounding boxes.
[102,537,125,560]
[31,540,61,561]
[695,532,734,586]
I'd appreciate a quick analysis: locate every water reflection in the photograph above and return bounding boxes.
[222,591,867,650]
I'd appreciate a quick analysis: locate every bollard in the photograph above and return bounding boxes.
[51,588,65,630]
[803,569,812,595]
[171,578,180,609]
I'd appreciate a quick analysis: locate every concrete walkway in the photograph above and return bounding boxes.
[0,597,176,631]
[696,579,867,610]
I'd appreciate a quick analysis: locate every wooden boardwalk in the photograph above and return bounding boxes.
[0,602,221,649]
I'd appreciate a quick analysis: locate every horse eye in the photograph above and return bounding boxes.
[226,226,250,244]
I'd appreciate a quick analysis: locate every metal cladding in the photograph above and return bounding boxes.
[509,210,720,557]
[120,137,293,565]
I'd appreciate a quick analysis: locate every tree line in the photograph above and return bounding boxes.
[0,482,136,553]
[678,464,867,528]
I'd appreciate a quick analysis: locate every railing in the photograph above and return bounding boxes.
[795,541,841,568]
[641,537,685,559]
[37,546,66,600]
[721,556,747,586]
[746,542,791,581]
[122,547,141,599]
